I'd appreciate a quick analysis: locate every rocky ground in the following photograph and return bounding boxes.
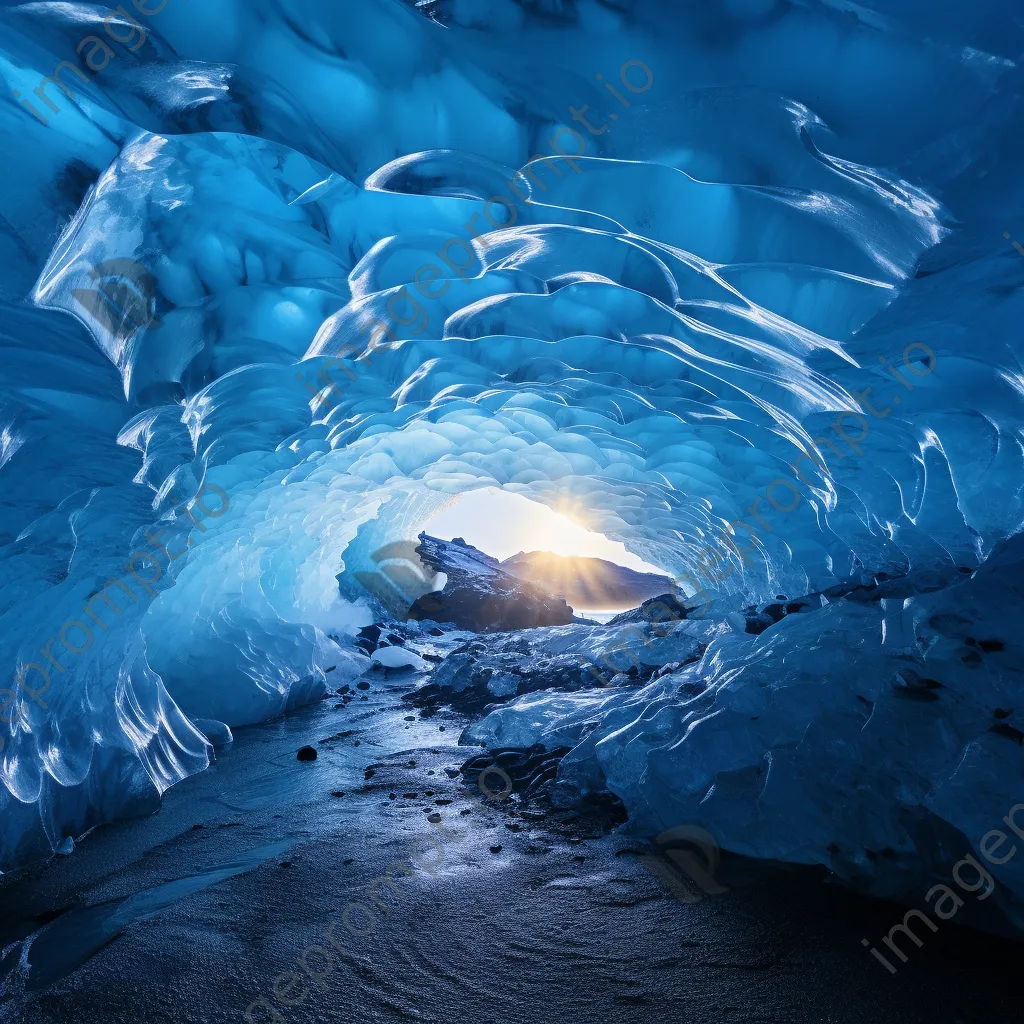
[0,650,1017,1024]
[1,550,1020,1023]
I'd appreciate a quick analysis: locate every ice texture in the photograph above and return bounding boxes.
[1,0,1024,899]
[468,538,1024,930]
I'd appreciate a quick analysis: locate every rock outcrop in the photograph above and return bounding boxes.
[408,534,575,632]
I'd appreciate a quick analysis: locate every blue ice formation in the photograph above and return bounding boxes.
[1,0,1024,912]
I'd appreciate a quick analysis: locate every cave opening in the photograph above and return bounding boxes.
[419,486,673,621]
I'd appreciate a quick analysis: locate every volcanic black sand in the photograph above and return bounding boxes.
[0,663,1018,1024]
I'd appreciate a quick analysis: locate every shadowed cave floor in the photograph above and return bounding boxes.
[0,665,1018,1024]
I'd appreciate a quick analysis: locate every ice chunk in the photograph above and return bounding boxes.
[190,719,233,748]
[371,646,429,671]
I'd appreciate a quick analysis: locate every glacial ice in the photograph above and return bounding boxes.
[1,0,1023,926]
[467,539,1024,929]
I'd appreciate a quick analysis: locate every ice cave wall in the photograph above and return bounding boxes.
[0,0,1023,883]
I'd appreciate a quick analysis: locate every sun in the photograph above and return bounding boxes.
[421,487,663,574]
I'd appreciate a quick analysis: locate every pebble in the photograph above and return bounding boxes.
[297,745,318,762]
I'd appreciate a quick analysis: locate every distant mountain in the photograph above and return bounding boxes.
[500,551,674,610]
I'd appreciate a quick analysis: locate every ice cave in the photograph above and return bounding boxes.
[1,1,1023,1021]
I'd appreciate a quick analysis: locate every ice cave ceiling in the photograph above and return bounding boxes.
[1,0,1024,922]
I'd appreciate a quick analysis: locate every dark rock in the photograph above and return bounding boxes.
[355,624,383,655]
[461,745,572,798]
[608,592,693,628]
[490,845,503,854]
[297,745,318,762]
[357,681,370,690]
